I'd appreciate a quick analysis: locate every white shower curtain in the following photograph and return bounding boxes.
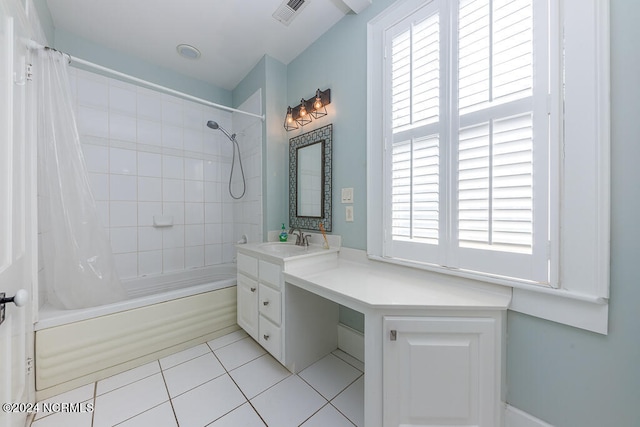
[36,48,126,309]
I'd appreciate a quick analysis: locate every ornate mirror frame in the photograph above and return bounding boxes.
[289,124,333,231]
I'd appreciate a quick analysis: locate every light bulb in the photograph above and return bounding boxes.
[314,89,323,109]
[299,98,307,117]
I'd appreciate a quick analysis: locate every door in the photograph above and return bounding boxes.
[0,3,36,427]
[383,316,498,427]
[237,273,258,340]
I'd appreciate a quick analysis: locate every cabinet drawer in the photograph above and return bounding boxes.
[259,259,281,288]
[259,315,282,361]
[259,283,281,325]
[237,253,258,278]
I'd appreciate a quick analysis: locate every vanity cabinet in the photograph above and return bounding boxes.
[383,314,503,427]
[236,252,283,362]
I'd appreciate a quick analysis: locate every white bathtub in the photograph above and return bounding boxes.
[35,264,239,400]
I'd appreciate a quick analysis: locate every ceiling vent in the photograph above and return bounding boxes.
[272,0,308,26]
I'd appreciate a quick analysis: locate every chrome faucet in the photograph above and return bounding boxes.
[288,227,308,246]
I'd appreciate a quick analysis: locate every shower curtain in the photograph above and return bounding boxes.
[36,48,126,309]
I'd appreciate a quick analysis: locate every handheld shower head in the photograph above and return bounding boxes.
[206,120,235,141]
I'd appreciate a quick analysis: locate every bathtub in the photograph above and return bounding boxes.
[35,264,239,400]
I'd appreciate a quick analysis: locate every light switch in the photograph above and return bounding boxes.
[341,187,354,203]
[346,206,354,222]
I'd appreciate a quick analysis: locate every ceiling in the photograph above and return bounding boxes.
[45,0,362,91]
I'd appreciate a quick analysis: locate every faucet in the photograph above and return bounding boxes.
[288,227,306,246]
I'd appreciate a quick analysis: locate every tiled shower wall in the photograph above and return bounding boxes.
[64,68,262,280]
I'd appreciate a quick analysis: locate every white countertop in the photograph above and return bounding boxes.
[283,249,511,311]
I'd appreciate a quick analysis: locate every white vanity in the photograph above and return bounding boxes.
[236,241,511,427]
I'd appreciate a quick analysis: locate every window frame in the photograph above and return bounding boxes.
[367,0,610,334]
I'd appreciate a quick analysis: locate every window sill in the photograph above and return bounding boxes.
[367,254,609,334]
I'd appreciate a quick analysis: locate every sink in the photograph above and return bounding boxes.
[257,242,308,257]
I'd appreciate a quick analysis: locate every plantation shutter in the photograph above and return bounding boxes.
[385,0,548,282]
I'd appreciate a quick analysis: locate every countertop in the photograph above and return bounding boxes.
[283,249,512,311]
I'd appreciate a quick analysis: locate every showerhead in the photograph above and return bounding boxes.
[206,120,235,141]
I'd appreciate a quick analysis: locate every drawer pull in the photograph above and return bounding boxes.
[263,334,270,340]
[250,287,256,292]
[263,300,270,306]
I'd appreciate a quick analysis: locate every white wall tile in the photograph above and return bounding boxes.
[185,224,205,247]
[204,160,219,182]
[183,105,203,129]
[184,158,204,181]
[183,129,203,153]
[163,225,184,249]
[138,202,162,227]
[138,177,162,202]
[110,148,137,175]
[110,113,137,142]
[109,85,137,115]
[138,250,162,276]
[184,203,204,225]
[83,144,109,173]
[162,124,183,150]
[89,173,109,201]
[137,152,162,177]
[138,227,163,251]
[114,252,138,279]
[110,202,137,227]
[137,119,162,146]
[205,182,222,203]
[202,131,220,156]
[163,248,184,272]
[205,203,222,224]
[95,201,110,228]
[205,223,222,245]
[162,100,183,125]
[222,243,235,263]
[110,175,137,201]
[138,92,162,120]
[77,76,108,108]
[205,244,222,266]
[110,227,138,254]
[185,181,204,203]
[185,246,205,269]
[77,106,109,138]
[163,179,184,202]
[222,225,235,244]
[162,202,185,225]
[163,156,184,179]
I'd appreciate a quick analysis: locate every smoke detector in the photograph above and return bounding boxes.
[272,0,309,26]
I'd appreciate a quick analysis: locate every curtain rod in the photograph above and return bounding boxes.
[28,41,265,121]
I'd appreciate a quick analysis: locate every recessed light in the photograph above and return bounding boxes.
[176,44,201,60]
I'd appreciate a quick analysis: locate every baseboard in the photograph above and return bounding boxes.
[504,404,554,427]
[337,323,364,362]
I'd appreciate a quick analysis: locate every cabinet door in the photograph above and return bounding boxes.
[237,273,259,340]
[383,316,498,427]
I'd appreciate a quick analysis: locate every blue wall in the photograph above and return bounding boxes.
[288,0,640,425]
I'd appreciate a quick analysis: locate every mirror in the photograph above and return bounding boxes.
[289,124,332,231]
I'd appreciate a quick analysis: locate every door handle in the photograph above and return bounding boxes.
[0,289,28,326]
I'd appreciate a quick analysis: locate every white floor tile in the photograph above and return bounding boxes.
[207,329,248,351]
[299,354,362,400]
[117,402,177,427]
[159,343,211,370]
[208,402,265,426]
[332,349,365,373]
[34,383,94,420]
[162,352,226,397]
[229,354,291,399]
[301,403,355,427]
[172,374,246,427]
[214,337,266,371]
[331,376,364,427]
[250,375,326,427]
[93,373,169,427]
[30,408,93,427]
[97,361,160,395]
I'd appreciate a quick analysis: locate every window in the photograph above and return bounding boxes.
[368,0,610,334]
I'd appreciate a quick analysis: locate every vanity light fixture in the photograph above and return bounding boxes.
[284,106,299,131]
[283,88,331,131]
[296,97,313,127]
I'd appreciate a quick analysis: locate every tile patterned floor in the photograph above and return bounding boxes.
[30,329,364,427]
